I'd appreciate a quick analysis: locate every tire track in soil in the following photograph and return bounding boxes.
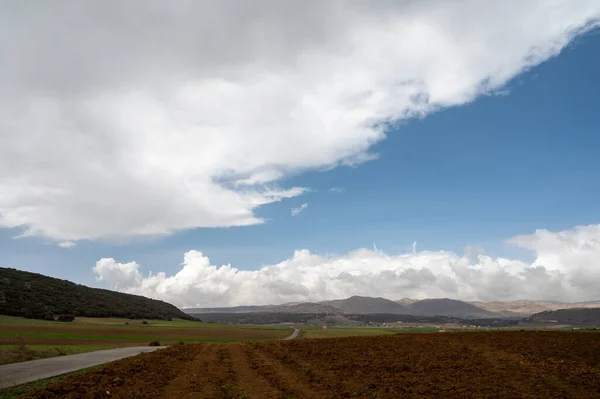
[161,343,323,399]
[248,344,325,399]
[223,343,284,398]
[161,344,230,399]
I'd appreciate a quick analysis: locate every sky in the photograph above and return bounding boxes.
[1,1,600,307]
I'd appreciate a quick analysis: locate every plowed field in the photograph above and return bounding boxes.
[19,332,600,398]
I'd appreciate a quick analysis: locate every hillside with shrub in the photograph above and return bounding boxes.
[0,267,195,321]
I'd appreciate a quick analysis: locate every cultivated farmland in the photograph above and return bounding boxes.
[299,326,439,339]
[0,315,290,366]
[0,317,289,346]
[17,331,600,398]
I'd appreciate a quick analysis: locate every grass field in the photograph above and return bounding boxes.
[0,315,288,329]
[0,345,111,366]
[301,327,439,338]
[0,315,292,365]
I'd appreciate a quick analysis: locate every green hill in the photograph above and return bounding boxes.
[0,267,194,321]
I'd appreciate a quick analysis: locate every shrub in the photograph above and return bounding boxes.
[142,320,148,325]
[57,314,75,322]
[148,341,161,347]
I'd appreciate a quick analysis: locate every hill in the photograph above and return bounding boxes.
[470,300,600,316]
[181,296,600,319]
[525,308,600,327]
[321,296,409,314]
[409,298,496,318]
[271,302,343,314]
[0,267,194,321]
[182,305,271,314]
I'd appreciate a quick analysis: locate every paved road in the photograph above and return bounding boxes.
[0,346,165,389]
[281,328,300,340]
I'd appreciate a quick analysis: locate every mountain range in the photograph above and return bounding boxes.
[184,296,600,319]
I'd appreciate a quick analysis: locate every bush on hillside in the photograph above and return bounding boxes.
[57,314,75,322]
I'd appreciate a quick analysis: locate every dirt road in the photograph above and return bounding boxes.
[281,328,300,340]
[0,346,165,389]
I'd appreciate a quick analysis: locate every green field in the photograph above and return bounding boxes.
[0,315,290,330]
[0,345,112,366]
[0,315,292,366]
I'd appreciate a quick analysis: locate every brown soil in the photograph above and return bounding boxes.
[20,332,600,399]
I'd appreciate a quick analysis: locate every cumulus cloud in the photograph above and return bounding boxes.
[94,224,600,308]
[1,1,599,244]
[291,203,308,216]
[94,258,143,291]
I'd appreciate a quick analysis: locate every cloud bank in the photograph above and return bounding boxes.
[94,224,600,308]
[1,2,599,243]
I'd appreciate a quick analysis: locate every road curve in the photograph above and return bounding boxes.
[0,346,166,389]
[281,328,300,340]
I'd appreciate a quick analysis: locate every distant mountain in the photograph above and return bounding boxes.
[183,305,273,314]
[525,308,600,327]
[183,303,343,314]
[409,298,496,318]
[469,300,600,316]
[321,296,409,314]
[396,298,418,305]
[271,302,343,314]
[0,267,194,321]
[181,295,600,319]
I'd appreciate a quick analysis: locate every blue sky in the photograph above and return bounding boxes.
[1,2,600,306]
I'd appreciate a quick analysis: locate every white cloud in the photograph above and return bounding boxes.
[1,2,599,243]
[94,258,143,291]
[291,203,308,216]
[328,187,345,193]
[94,223,600,308]
[57,241,76,249]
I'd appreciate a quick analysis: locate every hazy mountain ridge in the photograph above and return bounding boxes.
[468,300,600,316]
[320,296,408,314]
[184,296,600,318]
[525,308,600,326]
[409,298,497,318]
[273,302,344,314]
